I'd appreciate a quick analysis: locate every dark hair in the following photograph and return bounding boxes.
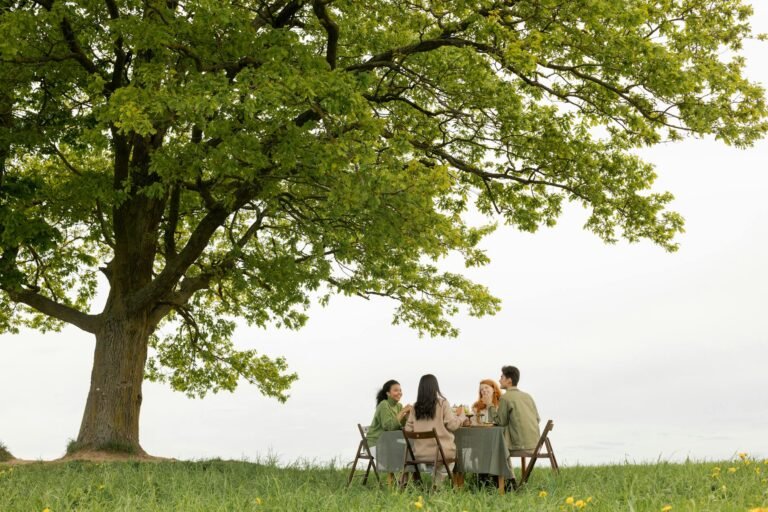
[376,379,400,404]
[414,374,445,420]
[501,365,520,386]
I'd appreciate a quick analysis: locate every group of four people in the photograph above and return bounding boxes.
[366,365,541,468]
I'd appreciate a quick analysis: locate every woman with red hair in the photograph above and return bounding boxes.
[472,379,501,424]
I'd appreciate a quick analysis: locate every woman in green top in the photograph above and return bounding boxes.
[366,379,412,448]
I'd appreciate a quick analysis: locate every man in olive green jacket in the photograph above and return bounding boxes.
[487,365,540,454]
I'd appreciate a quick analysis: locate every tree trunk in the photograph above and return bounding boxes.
[75,313,151,454]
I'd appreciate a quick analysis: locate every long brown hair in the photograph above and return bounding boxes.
[414,374,445,420]
[472,379,501,412]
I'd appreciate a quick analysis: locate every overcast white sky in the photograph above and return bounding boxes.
[1,5,767,466]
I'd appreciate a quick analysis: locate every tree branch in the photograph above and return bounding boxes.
[31,0,113,88]
[6,287,100,333]
[312,0,338,69]
[130,182,264,312]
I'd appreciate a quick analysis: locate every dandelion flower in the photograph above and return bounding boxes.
[42,509,51,512]
[575,499,586,509]
[539,490,548,498]
[413,495,424,509]
[661,506,672,512]
[727,467,737,473]
[748,508,768,512]
[739,452,748,460]
[587,497,593,503]
[255,498,262,505]
[566,496,575,505]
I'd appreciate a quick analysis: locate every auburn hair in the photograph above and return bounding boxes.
[472,379,501,412]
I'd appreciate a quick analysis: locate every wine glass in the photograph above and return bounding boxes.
[462,405,474,424]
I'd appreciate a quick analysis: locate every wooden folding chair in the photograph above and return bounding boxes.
[401,428,456,488]
[346,424,380,487]
[513,419,559,488]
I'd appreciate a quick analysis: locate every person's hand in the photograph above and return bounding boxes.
[402,404,413,414]
[462,417,471,427]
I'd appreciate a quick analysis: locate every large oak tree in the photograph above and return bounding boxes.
[1,0,765,454]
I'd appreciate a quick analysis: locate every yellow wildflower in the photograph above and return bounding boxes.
[412,495,424,509]
[42,509,51,512]
[748,508,768,512]
[739,452,749,460]
[727,467,737,473]
[661,506,672,512]
[566,496,575,505]
[575,499,586,509]
[756,467,762,475]
[538,490,548,498]
[255,497,262,505]
[712,466,721,472]
[587,497,593,503]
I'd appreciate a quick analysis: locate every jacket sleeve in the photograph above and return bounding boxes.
[442,399,463,432]
[379,402,403,431]
[492,397,511,427]
[405,409,415,432]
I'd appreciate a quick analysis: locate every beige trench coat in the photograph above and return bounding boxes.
[404,397,463,461]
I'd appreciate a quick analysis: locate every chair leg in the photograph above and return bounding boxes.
[545,438,559,472]
[346,448,362,487]
[362,459,371,485]
[522,456,539,485]
[370,459,381,483]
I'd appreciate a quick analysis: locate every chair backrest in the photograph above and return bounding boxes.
[403,429,437,441]
[531,420,554,455]
[402,428,454,482]
[519,419,558,485]
[357,424,374,457]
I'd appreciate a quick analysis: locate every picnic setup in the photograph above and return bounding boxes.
[346,368,559,494]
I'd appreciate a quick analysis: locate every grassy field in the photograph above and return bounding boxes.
[1,454,767,511]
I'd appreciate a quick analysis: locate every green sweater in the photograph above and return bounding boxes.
[489,387,541,452]
[366,398,405,446]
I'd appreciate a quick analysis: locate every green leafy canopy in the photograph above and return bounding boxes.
[1,0,765,398]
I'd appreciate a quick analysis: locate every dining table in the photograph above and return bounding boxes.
[375,425,514,494]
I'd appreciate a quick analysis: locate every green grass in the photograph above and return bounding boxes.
[1,455,767,511]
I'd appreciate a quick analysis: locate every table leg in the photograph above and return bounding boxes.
[497,476,505,495]
[387,473,394,487]
[452,472,465,488]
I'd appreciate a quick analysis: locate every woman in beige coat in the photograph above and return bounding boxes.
[405,374,467,466]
